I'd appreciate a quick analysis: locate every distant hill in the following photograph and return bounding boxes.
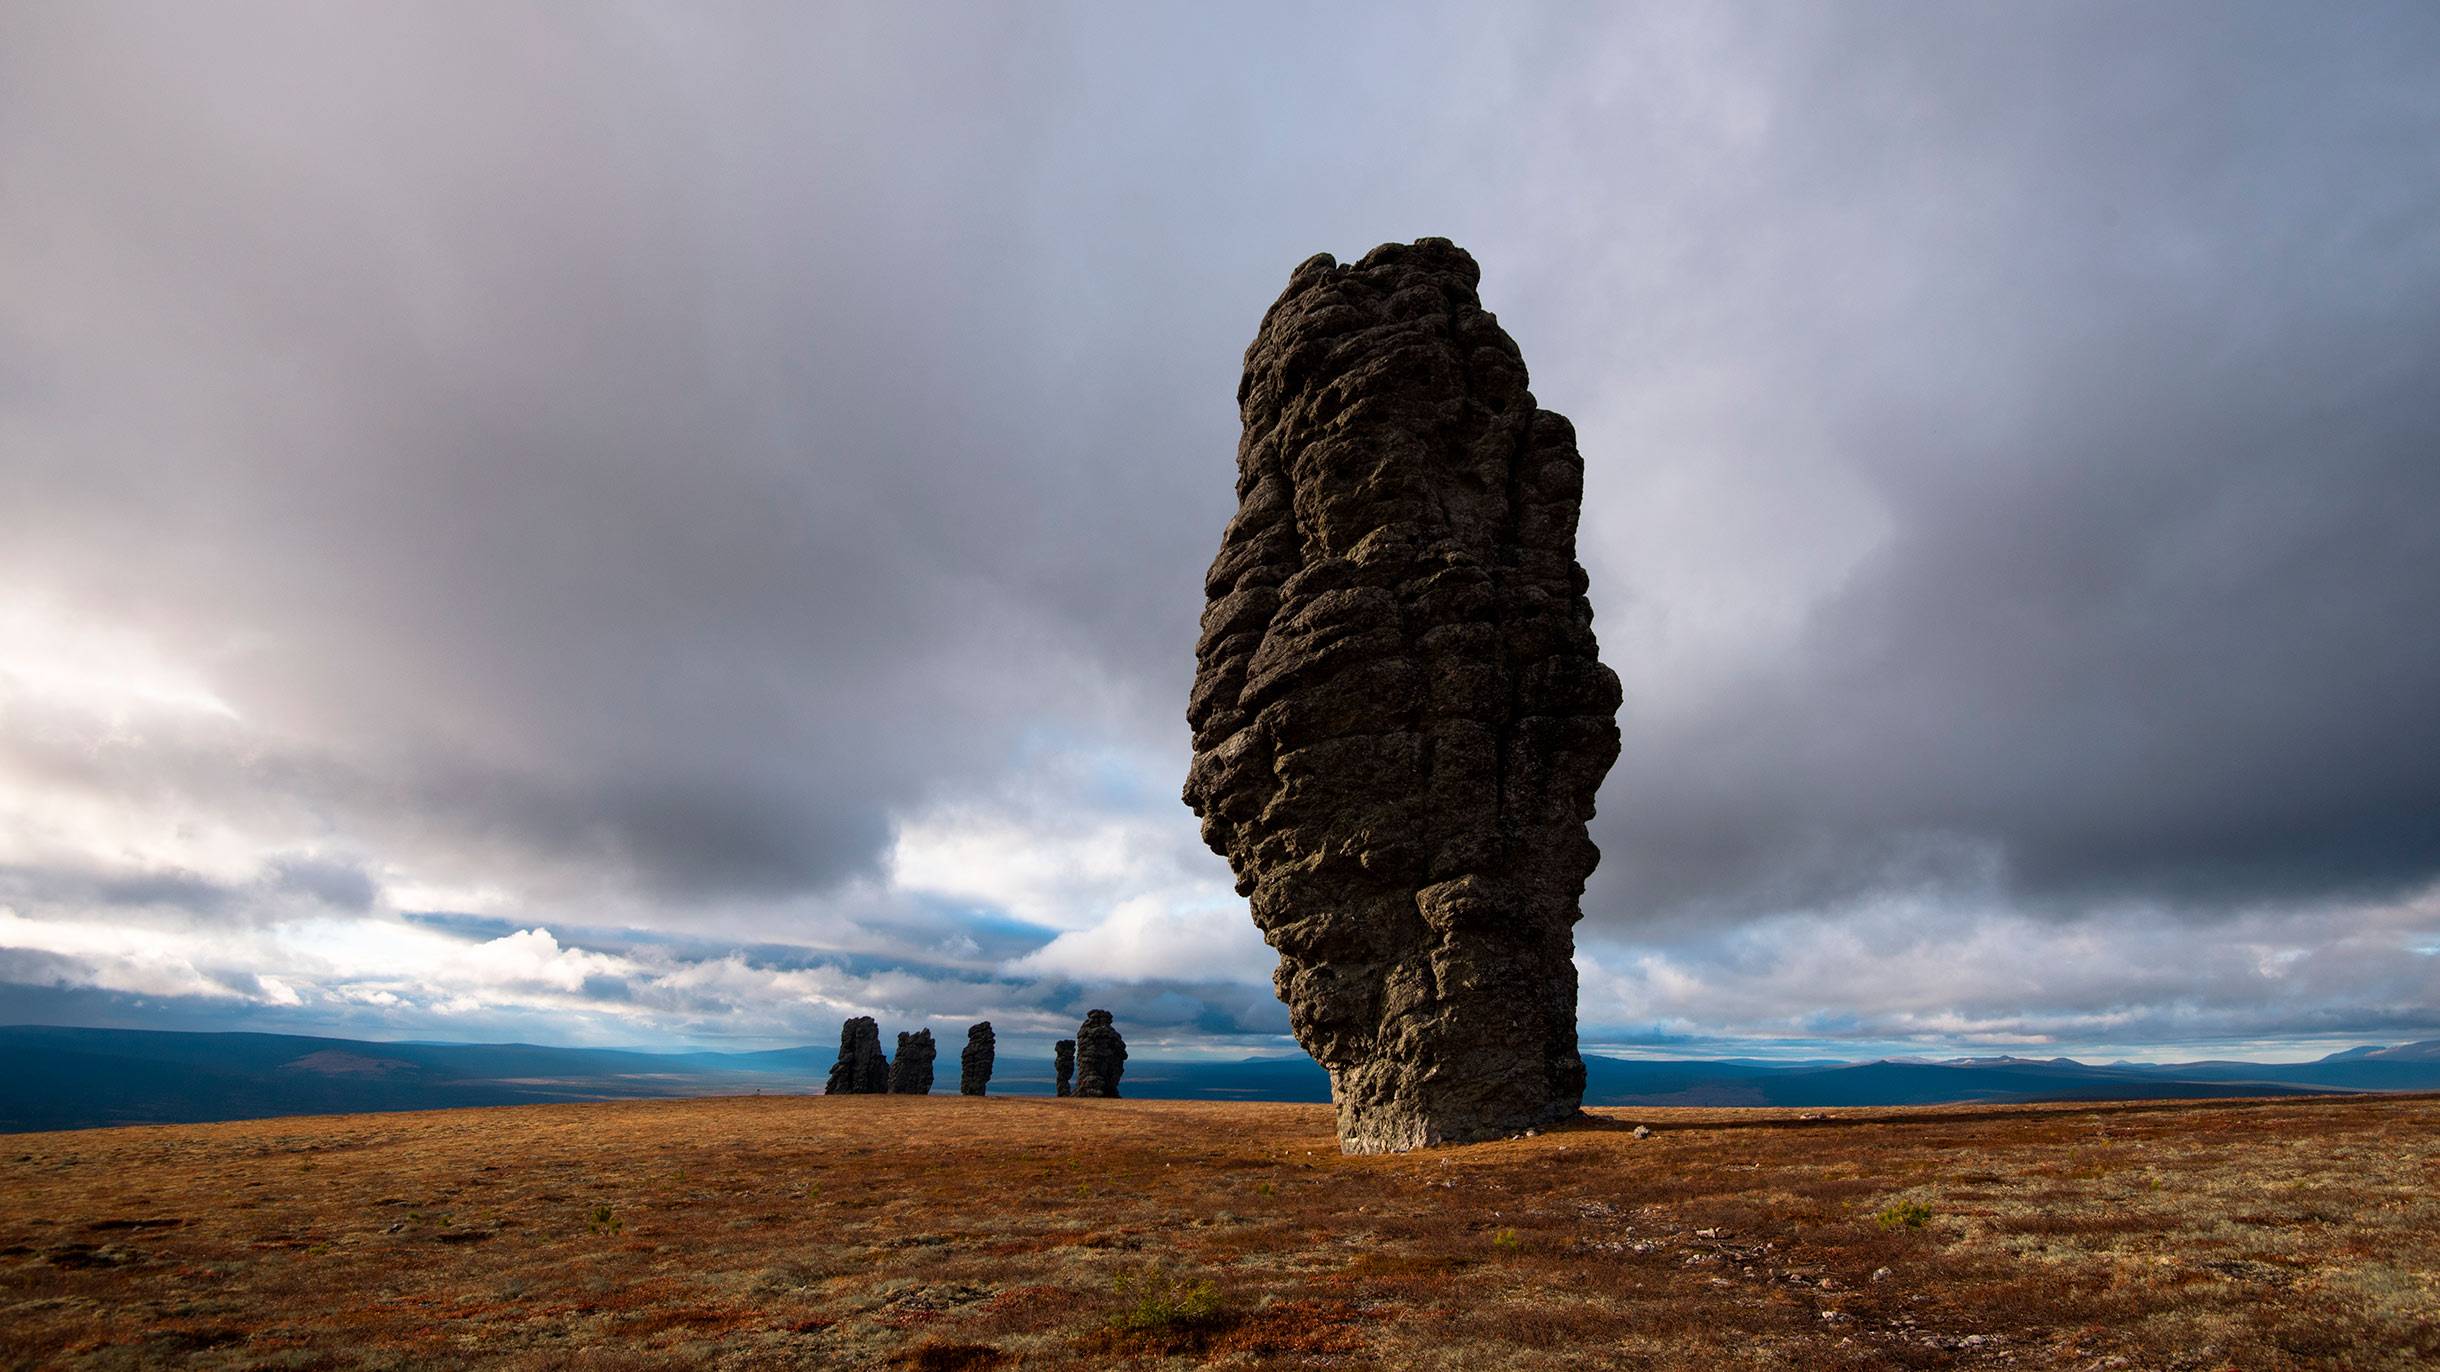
[4,1024,2431,1132]
[1584,1057,2332,1109]
[2109,1040,2440,1093]
[0,1026,775,1132]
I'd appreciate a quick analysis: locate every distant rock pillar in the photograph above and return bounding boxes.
[1073,1009,1128,1098]
[959,1022,995,1096]
[1054,1039,1075,1097]
[888,1029,936,1094]
[1182,239,1623,1153]
[824,1016,890,1095]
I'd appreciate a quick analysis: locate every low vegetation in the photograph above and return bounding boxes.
[2,1092,2434,1368]
[1099,1264,1231,1353]
[1874,1199,1934,1231]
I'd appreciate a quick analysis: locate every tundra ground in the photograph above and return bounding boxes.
[2,1093,2433,1370]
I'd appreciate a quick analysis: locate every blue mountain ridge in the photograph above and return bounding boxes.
[4,1024,2427,1133]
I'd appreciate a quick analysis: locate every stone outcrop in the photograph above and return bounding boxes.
[889,1029,936,1095]
[1054,1039,1075,1097]
[1181,239,1622,1153]
[959,1022,995,1096]
[824,1016,890,1095]
[1073,1010,1127,1098]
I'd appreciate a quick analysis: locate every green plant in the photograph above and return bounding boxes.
[589,1204,623,1235]
[1874,1200,1934,1230]
[1491,1227,1522,1251]
[1108,1265,1226,1337]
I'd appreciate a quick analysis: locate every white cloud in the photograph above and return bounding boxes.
[887,741,1276,987]
[888,775,1226,937]
[0,593,241,724]
[0,908,246,1001]
[1005,893,1275,985]
[453,927,630,993]
[1576,881,2440,1056]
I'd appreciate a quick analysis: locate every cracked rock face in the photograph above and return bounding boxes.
[1073,1011,1127,1098]
[959,1022,995,1096]
[1054,1039,1075,1097]
[824,1016,890,1095]
[1182,238,1622,1153]
[889,1029,936,1095]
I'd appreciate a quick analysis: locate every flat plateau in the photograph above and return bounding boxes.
[4,1093,2433,1369]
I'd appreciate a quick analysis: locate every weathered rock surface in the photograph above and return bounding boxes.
[889,1029,936,1095]
[1054,1039,1075,1097]
[960,1022,995,1096]
[1073,1010,1127,1098]
[824,1016,890,1095]
[1181,238,1622,1153]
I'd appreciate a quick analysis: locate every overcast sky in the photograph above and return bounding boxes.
[4,2,2436,1062]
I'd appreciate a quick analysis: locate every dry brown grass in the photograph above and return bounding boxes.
[2,1092,2434,1369]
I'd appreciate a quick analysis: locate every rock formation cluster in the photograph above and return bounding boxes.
[1181,238,1622,1153]
[1073,1010,1127,1098]
[817,1012,1128,1105]
[889,1029,936,1095]
[959,1022,995,1096]
[824,1015,890,1095]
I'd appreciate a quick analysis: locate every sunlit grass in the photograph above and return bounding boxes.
[1,1092,2433,1368]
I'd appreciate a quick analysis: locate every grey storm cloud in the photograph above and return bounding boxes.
[3,2,2437,1048]
[1561,3,2440,925]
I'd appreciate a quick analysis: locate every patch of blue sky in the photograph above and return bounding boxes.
[1005,723,1173,810]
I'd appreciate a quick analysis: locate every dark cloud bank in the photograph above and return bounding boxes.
[1,2,2435,1054]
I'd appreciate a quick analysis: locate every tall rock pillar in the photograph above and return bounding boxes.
[1073,1009,1127,1098]
[824,1016,890,1095]
[888,1029,936,1094]
[1183,239,1622,1152]
[959,1022,995,1096]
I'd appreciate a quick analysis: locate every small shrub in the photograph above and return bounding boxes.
[1108,1265,1228,1340]
[1874,1200,1934,1230]
[589,1204,623,1235]
[1491,1227,1522,1251]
